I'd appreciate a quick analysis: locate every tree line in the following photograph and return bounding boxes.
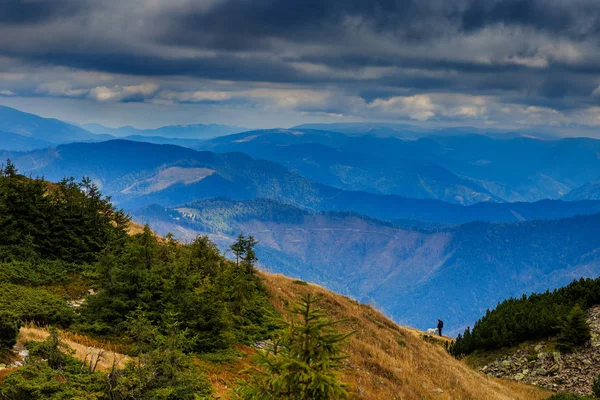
[450,277,600,357]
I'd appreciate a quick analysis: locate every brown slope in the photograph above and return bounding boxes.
[205,272,551,400]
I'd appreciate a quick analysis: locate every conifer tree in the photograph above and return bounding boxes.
[556,304,591,352]
[238,294,352,400]
[241,235,258,274]
[231,233,246,266]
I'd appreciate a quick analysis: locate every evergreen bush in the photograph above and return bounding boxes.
[0,312,21,350]
[556,305,591,353]
[237,294,353,399]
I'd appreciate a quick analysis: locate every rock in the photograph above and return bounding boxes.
[12,361,22,367]
[477,305,600,396]
[514,373,525,381]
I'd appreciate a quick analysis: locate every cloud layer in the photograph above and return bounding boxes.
[2,0,600,131]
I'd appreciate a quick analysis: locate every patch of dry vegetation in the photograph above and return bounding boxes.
[17,325,131,371]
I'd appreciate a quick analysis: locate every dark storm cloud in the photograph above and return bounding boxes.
[461,0,600,38]
[0,0,87,24]
[3,0,600,128]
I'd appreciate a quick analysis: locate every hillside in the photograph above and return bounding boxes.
[0,105,109,146]
[131,198,600,335]
[0,131,52,152]
[224,272,552,400]
[0,169,553,399]
[7,140,600,224]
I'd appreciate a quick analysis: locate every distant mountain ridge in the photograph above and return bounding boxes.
[564,181,600,200]
[7,140,600,224]
[0,105,246,152]
[197,129,500,205]
[0,105,109,146]
[200,129,600,203]
[82,122,247,139]
[131,197,600,335]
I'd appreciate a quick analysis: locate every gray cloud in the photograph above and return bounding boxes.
[2,0,600,131]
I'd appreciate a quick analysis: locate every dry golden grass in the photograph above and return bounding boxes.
[126,220,146,235]
[257,273,552,400]
[18,325,131,371]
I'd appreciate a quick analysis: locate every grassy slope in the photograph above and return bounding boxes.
[257,273,551,400]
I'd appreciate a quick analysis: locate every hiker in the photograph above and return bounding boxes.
[437,318,444,336]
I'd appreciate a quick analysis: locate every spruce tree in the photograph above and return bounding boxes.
[231,233,246,266]
[242,235,258,274]
[238,294,352,400]
[556,304,591,352]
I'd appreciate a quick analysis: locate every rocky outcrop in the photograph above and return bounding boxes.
[479,305,600,396]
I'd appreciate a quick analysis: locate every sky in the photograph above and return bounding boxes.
[2,0,600,133]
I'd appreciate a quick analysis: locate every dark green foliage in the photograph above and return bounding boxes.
[80,226,273,351]
[110,313,213,400]
[450,277,600,357]
[230,233,259,273]
[0,260,79,286]
[0,311,21,350]
[28,329,72,370]
[0,360,108,400]
[237,294,352,400]
[0,332,106,399]
[592,372,600,397]
[556,305,591,353]
[0,284,74,327]
[0,164,129,264]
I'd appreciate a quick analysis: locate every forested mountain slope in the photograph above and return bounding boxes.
[131,198,600,335]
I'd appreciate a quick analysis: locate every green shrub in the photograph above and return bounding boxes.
[593,373,600,398]
[237,294,352,399]
[0,284,74,327]
[0,312,21,350]
[556,305,591,353]
[0,260,79,286]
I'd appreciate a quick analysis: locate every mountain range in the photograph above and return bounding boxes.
[0,105,244,151]
[81,122,247,139]
[7,140,600,224]
[198,129,600,203]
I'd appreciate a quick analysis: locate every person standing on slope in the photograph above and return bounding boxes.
[437,318,444,336]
